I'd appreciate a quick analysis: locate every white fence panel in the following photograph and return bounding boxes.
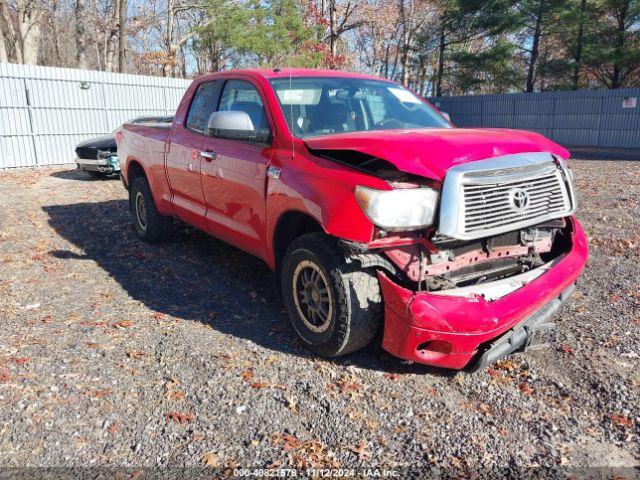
[0,63,190,168]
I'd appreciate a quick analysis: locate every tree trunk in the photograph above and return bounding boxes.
[17,0,44,65]
[1,1,22,63]
[383,41,390,78]
[399,0,414,87]
[104,0,119,71]
[329,0,337,65]
[0,29,7,63]
[571,0,586,90]
[118,0,127,72]
[526,0,545,93]
[163,0,175,77]
[47,2,63,66]
[435,24,445,97]
[76,0,89,69]
[611,0,628,88]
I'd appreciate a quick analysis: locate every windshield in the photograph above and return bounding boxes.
[270,77,450,138]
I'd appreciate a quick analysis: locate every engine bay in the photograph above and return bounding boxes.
[367,218,572,293]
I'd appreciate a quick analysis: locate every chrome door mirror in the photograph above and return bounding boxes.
[206,111,271,144]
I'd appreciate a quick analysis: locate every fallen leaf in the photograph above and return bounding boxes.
[87,388,112,398]
[286,395,297,414]
[126,351,145,360]
[558,344,574,355]
[107,421,120,435]
[383,373,400,381]
[0,368,11,383]
[240,369,254,381]
[165,412,193,424]
[494,359,517,372]
[610,414,634,428]
[80,321,108,328]
[113,320,134,329]
[348,441,371,460]
[519,383,534,395]
[167,389,185,401]
[201,451,219,467]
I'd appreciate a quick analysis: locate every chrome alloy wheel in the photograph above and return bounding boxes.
[135,191,147,231]
[292,260,333,333]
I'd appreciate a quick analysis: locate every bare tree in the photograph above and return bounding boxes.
[0,17,8,62]
[16,0,45,64]
[75,0,89,68]
[102,0,120,71]
[118,0,126,71]
[325,0,362,67]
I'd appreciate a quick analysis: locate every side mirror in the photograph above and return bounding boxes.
[441,111,451,122]
[206,111,271,144]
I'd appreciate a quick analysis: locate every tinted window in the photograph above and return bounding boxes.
[218,80,269,131]
[270,77,450,138]
[186,81,217,132]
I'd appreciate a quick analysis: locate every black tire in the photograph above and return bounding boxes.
[130,176,172,242]
[280,232,383,358]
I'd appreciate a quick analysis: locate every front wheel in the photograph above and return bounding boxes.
[281,232,383,358]
[129,177,172,242]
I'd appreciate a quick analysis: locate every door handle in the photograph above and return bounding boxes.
[200,150,217,161]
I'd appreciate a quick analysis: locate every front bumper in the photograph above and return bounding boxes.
[77,155,120,173]
[378,217,588,370]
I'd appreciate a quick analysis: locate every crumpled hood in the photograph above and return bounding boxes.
[76,134,116,150]
[304,128,569,181]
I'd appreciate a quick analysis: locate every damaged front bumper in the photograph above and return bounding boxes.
[77,155,120,174]
[377,217,588,370]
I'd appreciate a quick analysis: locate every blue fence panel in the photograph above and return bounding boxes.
[432,88,640,148]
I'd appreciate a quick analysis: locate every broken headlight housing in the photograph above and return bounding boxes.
[355,186,439,231]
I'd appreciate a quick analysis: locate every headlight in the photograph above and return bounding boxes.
[355,186,439,231]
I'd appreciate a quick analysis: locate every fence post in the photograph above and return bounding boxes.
[23,78,38,165]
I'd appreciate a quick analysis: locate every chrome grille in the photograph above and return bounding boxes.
[437,152,576,240]
[463,169,570,234]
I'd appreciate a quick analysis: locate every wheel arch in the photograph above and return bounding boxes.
[126,159,147,187]
[271,210,325,284]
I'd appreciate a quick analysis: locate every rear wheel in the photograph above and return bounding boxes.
[130,176,172,242]
[281,232,382,357]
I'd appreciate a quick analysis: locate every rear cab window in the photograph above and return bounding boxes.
[186,81,218,133]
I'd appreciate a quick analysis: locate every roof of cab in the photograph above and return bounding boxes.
[199,68,396,82]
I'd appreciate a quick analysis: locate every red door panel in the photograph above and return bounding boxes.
[165,79,218,231]
[165,129,207,231]
[201,138,272,258]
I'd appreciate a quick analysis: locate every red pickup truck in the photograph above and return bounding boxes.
[117,69,588,370]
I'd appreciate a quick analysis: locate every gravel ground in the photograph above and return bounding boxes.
[0,160,638,476]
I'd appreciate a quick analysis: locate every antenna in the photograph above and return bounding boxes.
[288,61,294,160]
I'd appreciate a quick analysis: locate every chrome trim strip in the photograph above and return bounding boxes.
[438,152,575,240]
[76,157,110,166]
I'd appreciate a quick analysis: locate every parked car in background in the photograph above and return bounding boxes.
[116,69,587,371]
[75,116,173,177]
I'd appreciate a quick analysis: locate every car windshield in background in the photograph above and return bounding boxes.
[270,77,450,138]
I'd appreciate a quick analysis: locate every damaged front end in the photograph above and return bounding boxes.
[340,151,587,369]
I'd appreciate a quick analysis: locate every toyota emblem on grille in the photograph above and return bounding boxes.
[509,187,530,212]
